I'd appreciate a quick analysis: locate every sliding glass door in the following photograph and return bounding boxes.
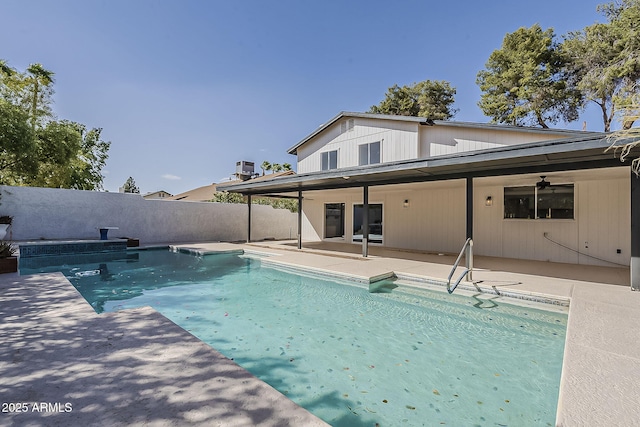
[324,203,345,238]
[352,204,383,244]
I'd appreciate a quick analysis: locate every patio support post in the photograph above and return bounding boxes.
[631,172,640,291]
[363,185,369,257]
[247,194,252,243]
[466,177,473,240]
[466,177,473,281]
[298,191,303,250]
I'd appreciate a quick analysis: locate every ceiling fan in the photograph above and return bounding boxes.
[536,176,550,190]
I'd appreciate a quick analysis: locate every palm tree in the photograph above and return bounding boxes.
[282,163,292,171]
[271,163,283,173]
[261,161,271,176]
[0,59,14,77]
[26,63,54,130]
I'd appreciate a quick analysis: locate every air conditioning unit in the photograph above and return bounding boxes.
[236,161,255,181]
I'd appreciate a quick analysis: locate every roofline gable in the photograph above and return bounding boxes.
[286,111,599,155]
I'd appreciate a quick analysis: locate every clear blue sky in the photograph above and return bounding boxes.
[2,0,609,195]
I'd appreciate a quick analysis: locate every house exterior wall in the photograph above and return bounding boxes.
[302,181,467,254]
[420,126,571,157]
[473,168,629,267]
[302,168,630,267]
[296,118,419,173]
[295,116,574,173]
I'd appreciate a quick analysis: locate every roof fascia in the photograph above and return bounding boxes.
[222,134,618,194]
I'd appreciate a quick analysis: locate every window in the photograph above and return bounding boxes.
[353,204,383,244]
[321,150,338,170]
[324,203,345,238]
[504,184,574,219]
[359,141,381,166]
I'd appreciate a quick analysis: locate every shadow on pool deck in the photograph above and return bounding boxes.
[0,272,329,427]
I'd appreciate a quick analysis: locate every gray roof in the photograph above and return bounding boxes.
[219,132,632,196]
[287,111,596,155]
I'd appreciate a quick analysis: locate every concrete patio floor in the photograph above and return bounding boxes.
[2,240,639,426]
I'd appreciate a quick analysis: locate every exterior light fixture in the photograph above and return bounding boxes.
[485,196,493,207]
[403,199,410,208]
[343,176,350,180]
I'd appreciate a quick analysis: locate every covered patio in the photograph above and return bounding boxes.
[219,133,640,290]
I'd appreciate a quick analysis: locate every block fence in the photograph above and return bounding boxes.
[0,185,297,244]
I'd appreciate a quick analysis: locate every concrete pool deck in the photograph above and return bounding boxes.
[2,240,639,426]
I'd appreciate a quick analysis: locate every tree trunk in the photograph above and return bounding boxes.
[600,99,611,132]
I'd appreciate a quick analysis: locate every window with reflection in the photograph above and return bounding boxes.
[324,203,345,238]
[504,184,574,219]
[353,204,383,243]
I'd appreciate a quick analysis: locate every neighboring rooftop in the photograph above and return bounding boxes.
[142,190,173,200]
[169,170,296,201]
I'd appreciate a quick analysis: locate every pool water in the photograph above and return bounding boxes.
[22,250,567,427]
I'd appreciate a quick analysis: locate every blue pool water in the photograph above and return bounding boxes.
[21,249,567,426]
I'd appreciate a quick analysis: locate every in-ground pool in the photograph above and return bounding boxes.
[21,249,567,427]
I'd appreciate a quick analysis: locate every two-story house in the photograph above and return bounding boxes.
[219,112,640,289]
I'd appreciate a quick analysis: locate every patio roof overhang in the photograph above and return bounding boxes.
[219,133,633,196]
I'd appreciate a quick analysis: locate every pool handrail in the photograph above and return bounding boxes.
[447,238,473,294]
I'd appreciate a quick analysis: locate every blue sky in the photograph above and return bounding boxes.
[2,0,610,194]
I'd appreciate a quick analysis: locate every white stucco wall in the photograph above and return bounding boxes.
[0,185,297,243]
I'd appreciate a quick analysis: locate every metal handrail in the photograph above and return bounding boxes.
[447,238,473,294]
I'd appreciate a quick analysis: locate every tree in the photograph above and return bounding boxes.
[563,0,640,131]
[30,122,110,190]
[0,60,110,189]
[0,99,37,184]
[563,23,620,131]
[369,80,458,120]
[25,64,54,130]
[211,191,245,204]
[606,88,640,172]
[261,160,293,174]
[210,191,298,212]
[122,177,140,193]
[261,160,271,176]
[477,24,582,128]
[0,60,14,78]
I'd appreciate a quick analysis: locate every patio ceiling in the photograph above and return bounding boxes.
[219,133,633,196]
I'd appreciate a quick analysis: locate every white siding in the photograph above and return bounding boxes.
[576,170,630,267]
[297,118,419,173]
[381,181,466,253]
[302,182,467,254]
[473,169,629,266]
[302,168,630,266]
[420,126,571,158]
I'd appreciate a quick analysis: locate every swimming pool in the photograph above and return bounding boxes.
[21,249,567,426]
